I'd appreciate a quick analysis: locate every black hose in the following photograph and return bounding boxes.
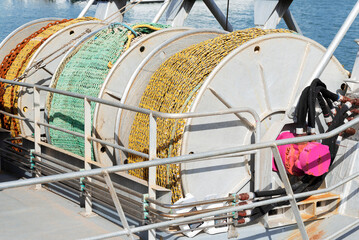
[308,79,326,129]
[244,80,347,223]
[315,86,331,118]
[247,176,317,222]
[322,103,350,160]
[326,97,334,110]
[296,86,310,130]
[254,178,307,198]
[319,88,339,102]
[324,97,336,118]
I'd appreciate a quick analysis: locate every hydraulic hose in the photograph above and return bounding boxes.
[246,80,354,225]
[315,86,332,121]
[320,87,340,102]
[244,176,317,222]
[254,179,307,198]
[322,102,351,160]
[308,79,326,131]
[295,86,310,133]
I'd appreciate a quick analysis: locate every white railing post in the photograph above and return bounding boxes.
[84,97,93,215]
[148,113,157,240]
[272,145,309,240]
[33,86,42,189]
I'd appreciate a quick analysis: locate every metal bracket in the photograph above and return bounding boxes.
[143,194,149,220]
[166,0,196,27]
[254,0,298,31]
[29,149,35,171]
[94,0,127,23]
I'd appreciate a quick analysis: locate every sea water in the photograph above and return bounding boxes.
[0,0,359,70]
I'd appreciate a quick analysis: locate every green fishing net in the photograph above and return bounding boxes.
[48,23,168,160]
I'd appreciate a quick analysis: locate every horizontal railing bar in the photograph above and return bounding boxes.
[88,136,149,159]
[3,139,30,152]
[146,195,234,210]
[38,167,80,188]
[0,113,149,160]
[0,149,30,165]
[88,175,143,199]
[38,123,149,159]
[0,157,31,172]
[83,170,359,240]
[0,116,359,191]
[92,194,145,222]
[0,109,33,123]
[33,152,80,172]
[0,78,258,161]
[157,214,233,228]
[38,122,85,138]
[84,182,143,208]
[0,78,259,121]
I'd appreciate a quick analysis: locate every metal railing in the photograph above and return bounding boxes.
[1,76,359,240]
[0,77,262,239]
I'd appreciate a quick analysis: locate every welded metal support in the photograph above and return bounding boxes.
[95,0,127,23]
[283,9,302,34]
[254,0,293,29]
[148,113,157,240]
[208,87,254,131]
[348,39,359,92]
[153,0,172,23]
[103,171,136,240]
[166,0,196,27]
[203,0,233,31]
[207,87,266,191]
[34,87,42,189]
[78,0,96,18]
[84,98,93,215]
[350,39,359,87]
[271,145,309,240]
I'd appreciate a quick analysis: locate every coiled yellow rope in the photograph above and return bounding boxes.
[125,24,163,50]
[1,17,96,137]
[127,28,292,202]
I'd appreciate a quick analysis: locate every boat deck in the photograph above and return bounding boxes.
[160,214,359,240]
[1,170,358,240]
[0,171,125,240]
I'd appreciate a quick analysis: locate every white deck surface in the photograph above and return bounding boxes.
[0,172,125,240]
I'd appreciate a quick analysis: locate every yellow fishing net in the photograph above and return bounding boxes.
[127,28,292,202]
